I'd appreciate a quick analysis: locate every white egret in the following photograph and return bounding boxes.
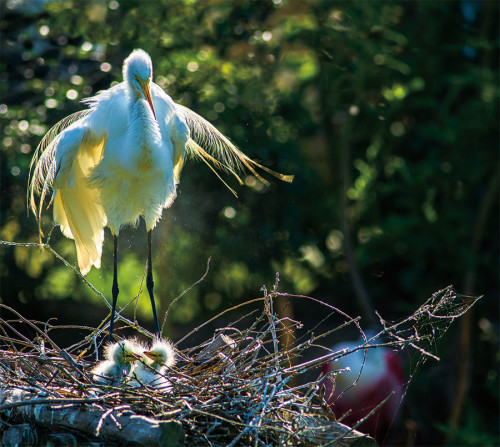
[29,49,293,341]
[92,339,142,385]
[129,338,175,390]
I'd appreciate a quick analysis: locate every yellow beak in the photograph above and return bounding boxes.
[143,350,159,362]
[135,75,157,120]
[125,352,139,362]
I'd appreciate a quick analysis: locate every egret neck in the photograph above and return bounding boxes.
[127,85,161,174]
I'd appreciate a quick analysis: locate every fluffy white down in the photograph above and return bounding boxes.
[128,354,172,391]
[92,339,140,385]
[127,339,175,391]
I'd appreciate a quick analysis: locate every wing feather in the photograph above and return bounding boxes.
[175,104,294,190]
[169,114,189,185]
[28,110,92,218]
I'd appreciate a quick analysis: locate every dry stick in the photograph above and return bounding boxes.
[274,292,366,337]
[0,319,33,350]
[162,257,212,332]
[376,312,440,361]
[293,316,363,356]
[253,379,290,445]
[0,307,86,383]
[232,311,268,354]
[0,306,59,353]
[129,260,149,330]
[236,364,293,446]
[229,376,271,447]
[95,404,128,436]
[3,275,473,445]
[1,239,147,340]
[176,297,264,346]
[188,408,247,428]
[0,395,119,412]
[326,392,396,447]
[265,292,280,378]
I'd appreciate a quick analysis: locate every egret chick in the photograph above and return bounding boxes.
[144,338,176,370]
[92,339,141,386]
[129,339,175,391]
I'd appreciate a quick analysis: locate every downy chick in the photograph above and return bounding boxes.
[129,338,175,391]
[92,339,141,385]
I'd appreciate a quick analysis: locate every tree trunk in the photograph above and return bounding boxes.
[0,389,184,446]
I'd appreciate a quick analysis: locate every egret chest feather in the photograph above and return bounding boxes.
[138,145,153,173]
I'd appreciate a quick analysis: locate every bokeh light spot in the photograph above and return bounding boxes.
[187,61,199,72]
[66,89,78,100]
[39,25,49,36]
[100,62,112,72]
[18,120,29,132]
[223,206,236,219]
[45,98,58,108]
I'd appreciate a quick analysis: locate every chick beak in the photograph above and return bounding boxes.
[132,352,143,360]
[126,352,140,362]
[143,350,158,362]
[135,75,157,120]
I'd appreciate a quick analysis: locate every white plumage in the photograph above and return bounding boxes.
[30,50,186,274]
[29,49,293,339]
[128,338,175,391]
[92,339,142,385]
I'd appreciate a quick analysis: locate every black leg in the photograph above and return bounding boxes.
[146,230,161,336]
[109,235,119,342]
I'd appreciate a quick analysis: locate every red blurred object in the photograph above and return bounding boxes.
[321,339,405,443]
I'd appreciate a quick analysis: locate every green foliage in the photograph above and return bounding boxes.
[436,404,500,447]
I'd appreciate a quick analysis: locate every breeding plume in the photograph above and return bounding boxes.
[29,49,293,340]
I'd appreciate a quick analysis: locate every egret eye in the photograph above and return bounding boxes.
[134,74,146,92]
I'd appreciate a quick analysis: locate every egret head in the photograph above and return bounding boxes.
[105,339,141,366]
[143,338,176,369]
[123,49,156,118]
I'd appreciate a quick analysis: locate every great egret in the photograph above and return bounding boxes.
[29,49,293,341]
[92,339,142,385]
[321,338,404,442]
[129,338,175,390]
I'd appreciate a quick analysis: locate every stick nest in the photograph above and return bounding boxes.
[0,284,479,446]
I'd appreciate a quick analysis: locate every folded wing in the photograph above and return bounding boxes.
[28,110,107,275]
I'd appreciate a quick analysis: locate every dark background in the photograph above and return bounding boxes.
[0,1,498,445]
